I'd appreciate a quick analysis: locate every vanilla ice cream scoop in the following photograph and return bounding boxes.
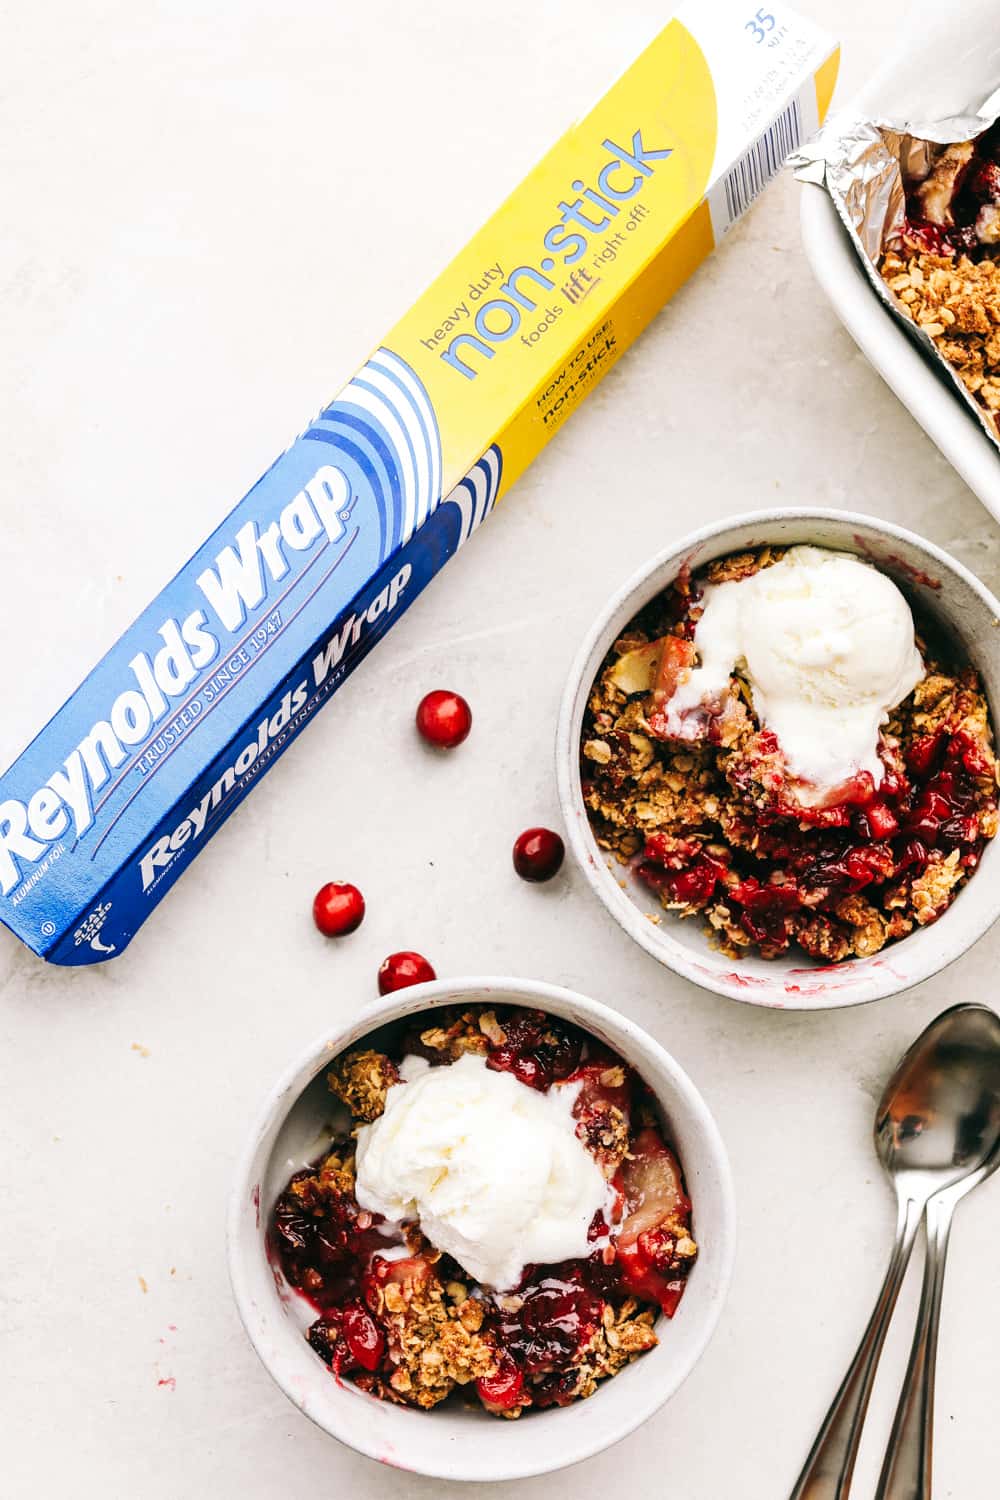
[664,546,925,794]
[353,1052,613,1290]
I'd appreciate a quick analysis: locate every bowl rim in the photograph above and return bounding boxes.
[227,975,737,1481]
[555,506,1000,1011]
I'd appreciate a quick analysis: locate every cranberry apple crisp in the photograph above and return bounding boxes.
[270,1006,697,1417]
[581,548,998,963]
[881,124,1000,433]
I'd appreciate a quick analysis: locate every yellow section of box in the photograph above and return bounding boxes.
[383,6,839,500]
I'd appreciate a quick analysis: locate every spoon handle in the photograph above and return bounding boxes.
[874,1193,955,1500]
[788,1196,923,1500]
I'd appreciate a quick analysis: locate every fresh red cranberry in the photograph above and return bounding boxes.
[512,827,565,882]
[415,689,472,748]
[312,881,366,937]
[377,950,436,995]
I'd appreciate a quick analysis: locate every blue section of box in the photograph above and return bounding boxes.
[0,348,501,965]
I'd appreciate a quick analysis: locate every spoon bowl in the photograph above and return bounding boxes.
[876,1003,1000,1191]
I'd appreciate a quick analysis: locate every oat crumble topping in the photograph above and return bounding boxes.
[327,1048,399,1123]
[881,249,1000,433]
[361,1256,497,1408]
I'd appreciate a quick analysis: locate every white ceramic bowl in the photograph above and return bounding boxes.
[228,977,736,1481]
[556,509,1000,1010]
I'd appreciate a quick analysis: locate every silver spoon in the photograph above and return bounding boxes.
[788,1002,1000,1500]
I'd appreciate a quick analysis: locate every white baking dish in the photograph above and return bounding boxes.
[798,0,1000,518]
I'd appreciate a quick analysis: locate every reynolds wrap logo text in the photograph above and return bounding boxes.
[437,131,672,379]
[0,464,356,898]
[136,563,411,893]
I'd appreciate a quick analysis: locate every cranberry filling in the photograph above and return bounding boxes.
[490,1267,604,1376]
[614,1127,692,1315]
[803,842,896,896]
[727,877,801,949]
[484,1008,584,1091]
[637,720,992,950]
[341,1299,386,1370]
[858,801,899,840]
[638,853,727,910]
[271,1170,388,1294]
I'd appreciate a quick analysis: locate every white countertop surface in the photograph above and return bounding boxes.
[3,2,998,1495]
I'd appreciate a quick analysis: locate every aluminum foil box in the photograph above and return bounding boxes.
[1,386,494,965]
[0,2,837,963]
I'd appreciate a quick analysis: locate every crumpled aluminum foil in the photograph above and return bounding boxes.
[791,89,1000,451]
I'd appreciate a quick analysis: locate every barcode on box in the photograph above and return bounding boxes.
[722,97,803,226]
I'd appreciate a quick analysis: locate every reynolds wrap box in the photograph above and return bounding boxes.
[1,3,837,964]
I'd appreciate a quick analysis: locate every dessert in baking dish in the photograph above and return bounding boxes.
[882,124,1000,433]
